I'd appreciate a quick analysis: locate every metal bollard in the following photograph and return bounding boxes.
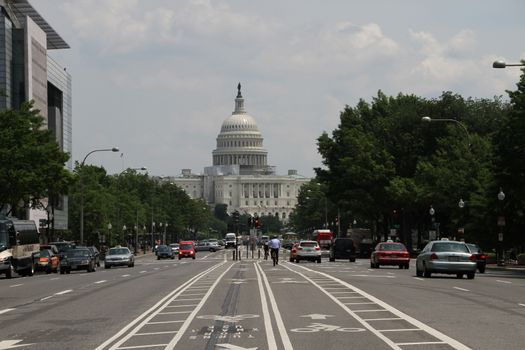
[233,249,236,261]
[258,249,261,259]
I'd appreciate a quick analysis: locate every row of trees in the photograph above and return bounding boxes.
[291,67,525,252]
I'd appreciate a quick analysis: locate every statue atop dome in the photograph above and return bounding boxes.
[237,82,242,98]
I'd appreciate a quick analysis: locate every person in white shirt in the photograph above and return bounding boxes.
[268,236,281,265]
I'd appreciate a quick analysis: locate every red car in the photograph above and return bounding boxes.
[370,241,410,269]
[178,241,196,260]
[289,242,299,262]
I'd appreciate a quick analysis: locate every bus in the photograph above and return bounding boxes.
[0,216,40,278]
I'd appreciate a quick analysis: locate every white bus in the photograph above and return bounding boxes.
[0,217,40,278]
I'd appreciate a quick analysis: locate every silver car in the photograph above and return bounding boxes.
[416,239,476,279]
[105,247,135,269]
[295,240,322,263]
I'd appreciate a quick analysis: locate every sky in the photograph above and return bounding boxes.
[32,0,525,178]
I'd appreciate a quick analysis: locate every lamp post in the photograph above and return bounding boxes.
[458,199,465,240]
[429,205,436,240]
[79,147,119,245]
[421,116,470,148]
[497,188,505,266]
[492,60,525,69]
[107,223,112,247]
[116,167,147,244]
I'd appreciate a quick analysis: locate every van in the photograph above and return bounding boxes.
[225,233,237,248]
[329,238,357,262]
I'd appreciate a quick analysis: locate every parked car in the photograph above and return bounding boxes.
[81,246,100,267]
[329,238,357,262]
[60,247,97,274]
[157,245,175,259]
[40,244,59,255]
[35,249,60,273]
[179,241,196,260]
[370,241,410,269]
[416,239,476,279]
[169,243,180,254]
[49,241,76,260]
[289,242,299,262]
[466,243,486,273]
[295,240,322,263]
[105,246,134,268]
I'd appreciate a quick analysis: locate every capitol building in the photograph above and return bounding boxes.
[165,84,309,222]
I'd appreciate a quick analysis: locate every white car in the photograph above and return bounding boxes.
[294,240,322,263]
[169,243,180,254]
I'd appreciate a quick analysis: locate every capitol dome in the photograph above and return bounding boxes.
[212,83,268,169]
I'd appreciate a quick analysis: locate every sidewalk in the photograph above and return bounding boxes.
[486,262,525,272]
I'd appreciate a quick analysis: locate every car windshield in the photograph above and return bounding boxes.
[180,244,193,250]
[300,242,317,247]
[158,246,169,251]
[69,249,90,257]
[170,244,179,247]
[431,242,469,253]
[109,248,129,255]
[380,243,405,251]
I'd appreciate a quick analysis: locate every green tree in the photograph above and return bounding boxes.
[0,102,71,218]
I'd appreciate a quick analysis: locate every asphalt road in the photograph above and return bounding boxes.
[1,248,524,350]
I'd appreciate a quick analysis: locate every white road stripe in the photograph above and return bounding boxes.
[94,280,107,284]
[55,289,72,295]
[413,277,424,281]
[9,284,23,288]
[135,331,178,336]
[255,262,293,350]
[147,320,184,325]
[496,279,512,284]
[139,271,147,273]
[254,262,278,350]
[116,344,167,349]
[519,304,525,307]
[40,296,53,301]
[121,274,130,277]
[0,308,14,315]
[453,287,470,292]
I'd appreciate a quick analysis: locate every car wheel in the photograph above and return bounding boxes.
[92,264,96,272]
[478,266,486,273]
[66,269,71,274]
[467,272,475,279]
[416,265,423,277]
[456,273,463,279]
[295,258,300,263]
[157,256,160,260]
[192,256,195,260]
[105,264,111,269]
[178,256,181,260]
[405,263,410,269]
[329,257,335,262]
[370,261,374,268]
[60,269,65,275]
[171,256,175,259]
[350,258,356,262]
[423,264,431,278]
[317,258,322,263]
[6,264,13,279]
[398,265,404,269]
[46,266,52,274]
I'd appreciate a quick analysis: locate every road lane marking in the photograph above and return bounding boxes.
[496,279,512,284]
[254,262,278,350]
[139,271,147,273]
[453,287,470,292]
[116,344,167,349]
[255,262,293,350]
[95,263,226,350]
[413,277,424,281]
[50,278,60,280]
[519,304,525,307]
[284,263,472,350]
[379,328,421,332]
[0,308,15,315]
[94,280,107,284]
[55,289,72,295]
[135,331,178,336]
[9,284,22,288]
[0,339,35,349]
[147,320,185,325]
[121,274,130,277]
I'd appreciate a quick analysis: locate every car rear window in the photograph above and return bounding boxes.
[300,242,318,247]
[380,243,406,251]
[431,242,469,253]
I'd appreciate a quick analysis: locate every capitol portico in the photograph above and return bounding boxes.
[165,84,309,222]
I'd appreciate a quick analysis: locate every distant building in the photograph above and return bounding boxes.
[0,0,71,231]
[164,84,309,223]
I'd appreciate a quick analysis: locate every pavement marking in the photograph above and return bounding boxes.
[147,320,185,325]
[0,339,35,349]
[164,304,198,307]
[253,262,279,350]
[255,262,293,350]
[379,328,421,332]
[0,308,15,315]
[139,271,147,273]
[55,289,72,295]
[135,331,178,336]
[496,279,512,284]
[453,287,470,292]
[116,344,167,349]
[50,277,60,280]
[364,318,403,321]
[40,296,54,301]
[9,284,23,288]
[519,304,525,307]
[413,277,424,281]
[95,262,226,350]
[121,274,130,277]
[94,280,107,284]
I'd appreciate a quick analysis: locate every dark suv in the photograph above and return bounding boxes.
[329,238,357,262]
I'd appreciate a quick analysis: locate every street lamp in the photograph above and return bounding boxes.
[421,116,470,148]
[497,188,506,265]
[492,60,525,69]
[458,199,465,239]
[429,205,436,240]
[107,223,112,247]
[79,147,119,245]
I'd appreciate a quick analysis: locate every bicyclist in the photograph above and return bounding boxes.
[263,240,269,260]
[268,235,281,265]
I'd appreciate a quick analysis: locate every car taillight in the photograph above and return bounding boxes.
[479,255,486,260]
[469,254,477,262]
[39,257,49,262]
[403,252,410,258]
[315,247,320,250]
[430,253,438,260]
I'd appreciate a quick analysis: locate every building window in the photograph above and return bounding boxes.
[274,201,278,205]
[229,191,232,197]
[282,212,286,219]
[229,200,232,206]
[287,201,290,206]
[245,200,248,205]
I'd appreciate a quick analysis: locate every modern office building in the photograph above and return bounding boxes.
[165,84,309,223]
[0,0,71,231]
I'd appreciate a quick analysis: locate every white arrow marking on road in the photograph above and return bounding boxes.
[0,340,35,349]
[300,314,334,320]
[215,344,257,350]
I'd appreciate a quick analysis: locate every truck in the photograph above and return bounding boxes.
[224,232,237,249]
[0,216,40,278]
[313,229,333,250]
